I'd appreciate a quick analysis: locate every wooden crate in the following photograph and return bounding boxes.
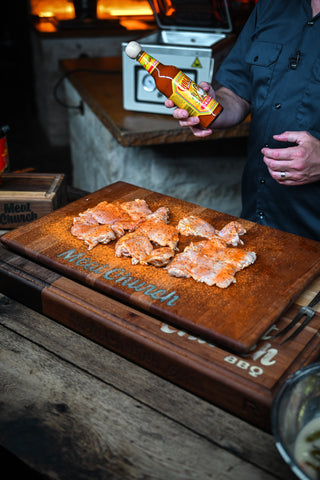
[0,173,67,229]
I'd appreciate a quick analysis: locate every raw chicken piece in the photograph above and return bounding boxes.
[119,199,153,221]
[115,230,175,267]
[177,215,246,246]
[146,206,170,223]
[139,219,179,250]
[146,247,176,267]
[115,231,154,265]
[73,224,117,250]
[71,208,120,250]
[218,221,246,246]
[71,199,153,249]
[177,215,217,238]
[82,201,127,224]
[166,240,256,288]
[76,210,98,225]
[115,212,179,267]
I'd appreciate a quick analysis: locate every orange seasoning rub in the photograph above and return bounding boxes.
[67,199,256,289]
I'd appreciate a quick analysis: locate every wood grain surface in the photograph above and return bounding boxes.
[0,293,298,480]
[2,181,320,353]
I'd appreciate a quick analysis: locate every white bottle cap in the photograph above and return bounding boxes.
[125,41,142,59]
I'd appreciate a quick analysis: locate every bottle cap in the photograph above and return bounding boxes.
[0,125,9,138]
[125,41,142,59]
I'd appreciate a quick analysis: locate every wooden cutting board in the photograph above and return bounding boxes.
[2,181,320,353]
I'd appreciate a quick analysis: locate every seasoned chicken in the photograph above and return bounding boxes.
[141,205,169,223]
[84,226,117,250]
[146,247,176,267]
[71,199,153,250]
[138,219,179,250]
[115,231,154,265]
[218,221,246,246]
[177,215,217,238]
[166,239,256,288]
[71,222,117,250]
[118,199,154,221]
[177,215,246,246]
[115,211,179,267]
[115,230,175,267]
[71,198,256,287]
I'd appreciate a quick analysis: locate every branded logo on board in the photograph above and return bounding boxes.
[57,249,180,306]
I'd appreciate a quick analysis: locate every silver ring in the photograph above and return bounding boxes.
[280,171,286,179]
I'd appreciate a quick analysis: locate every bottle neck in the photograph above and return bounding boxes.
[136,51,159,75]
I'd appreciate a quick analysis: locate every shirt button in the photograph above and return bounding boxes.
[275,103,282,109]
[258,211,264,218]
[307,20,314,26]
[260,178,265,184]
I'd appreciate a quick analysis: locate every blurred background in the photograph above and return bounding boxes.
[0,0,255,187]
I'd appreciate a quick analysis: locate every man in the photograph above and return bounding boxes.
[165,0,320,241]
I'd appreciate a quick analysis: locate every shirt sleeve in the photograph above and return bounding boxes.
[215,6,259,103]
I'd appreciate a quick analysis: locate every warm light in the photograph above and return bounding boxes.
[162,0,175,17]
[97,0,153,19]
[30,0,75,20]
[38,10,55,17]
[35,21,58,32]
[30,0,155,31]
[120,19,151,30]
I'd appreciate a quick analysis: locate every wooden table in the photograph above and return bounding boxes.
[0,289,297,480]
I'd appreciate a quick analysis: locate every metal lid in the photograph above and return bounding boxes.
[147,0,232,33]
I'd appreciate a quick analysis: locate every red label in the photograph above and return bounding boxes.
[0,137,8,174]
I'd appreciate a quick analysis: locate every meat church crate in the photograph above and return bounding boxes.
[0,173,67,229]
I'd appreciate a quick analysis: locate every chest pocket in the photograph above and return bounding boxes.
[297,56,320,135]
[245,41,282,111]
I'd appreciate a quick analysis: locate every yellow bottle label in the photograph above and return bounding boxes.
[138,52,159,74]
[169,71,219,116]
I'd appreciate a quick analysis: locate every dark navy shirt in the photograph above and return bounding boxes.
[216,0,320,241]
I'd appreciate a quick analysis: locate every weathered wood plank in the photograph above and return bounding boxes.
[0,322,285,480]
[0,294,295,479]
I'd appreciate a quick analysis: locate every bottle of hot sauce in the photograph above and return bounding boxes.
[125,41,223,128]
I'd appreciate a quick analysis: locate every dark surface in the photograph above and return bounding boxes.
[0,0,72,184]
[0,445,50,479]
[0,2,70,476]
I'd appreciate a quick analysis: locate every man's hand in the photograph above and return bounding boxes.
[261,131,320,185]
[165,84,251,137]
[165,81,214,137]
